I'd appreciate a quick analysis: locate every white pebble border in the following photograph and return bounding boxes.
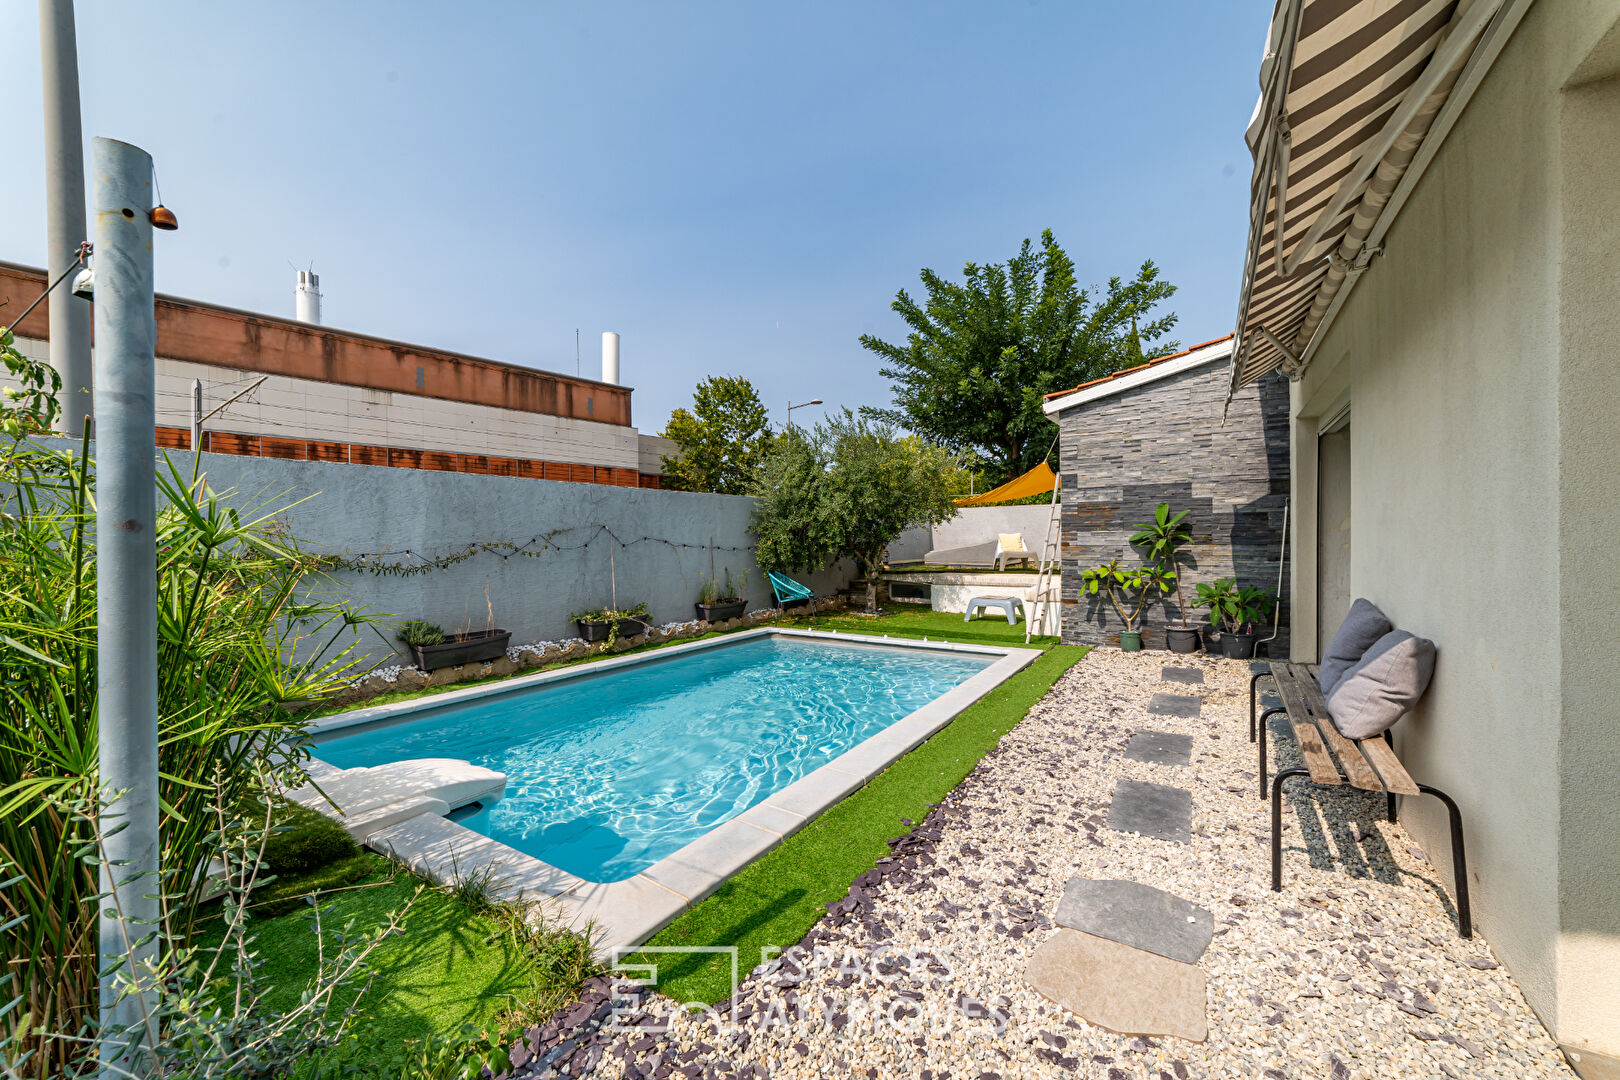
[503,648,1574,1080]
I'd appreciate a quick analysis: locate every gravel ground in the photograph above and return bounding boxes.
[497,649,1574,1080]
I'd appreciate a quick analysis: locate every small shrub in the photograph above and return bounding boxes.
[259,799,361,878]
[398,620,447,647]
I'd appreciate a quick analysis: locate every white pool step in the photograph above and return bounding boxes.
[287,758,506,841]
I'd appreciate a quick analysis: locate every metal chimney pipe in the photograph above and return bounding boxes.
[295,269,321,324]
[601,331,620,385]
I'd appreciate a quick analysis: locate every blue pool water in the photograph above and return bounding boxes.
[314,635,993,881]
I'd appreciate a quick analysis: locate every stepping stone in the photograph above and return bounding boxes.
[1025,928,1206,1042]
[1147,693,1201,717]
[1124,729,1193,768]
[1161,666,1204,685]
[1107,779,1192,844]
[1054,878,1213,964]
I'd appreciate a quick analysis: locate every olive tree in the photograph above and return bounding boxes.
[751,411,959,612]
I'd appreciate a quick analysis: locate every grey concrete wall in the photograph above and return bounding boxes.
[1285,0,1620,1060]
[886,505,1057,565]
[98,449,852,669]
[1053,360,1290,651]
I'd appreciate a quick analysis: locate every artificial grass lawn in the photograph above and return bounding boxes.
[205,856,544,1050]
[627,640,1089,1004]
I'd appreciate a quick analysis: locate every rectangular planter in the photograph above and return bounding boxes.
[410,629,511,671]
[695,600,747,622]
[578,617,652,642]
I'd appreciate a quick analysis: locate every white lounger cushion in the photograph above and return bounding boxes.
[997,533,1027,553]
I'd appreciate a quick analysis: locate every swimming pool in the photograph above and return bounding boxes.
[313,633,995,881]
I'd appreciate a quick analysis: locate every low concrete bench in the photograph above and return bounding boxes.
[1250,661,1472,937]
[963,595,1021,624]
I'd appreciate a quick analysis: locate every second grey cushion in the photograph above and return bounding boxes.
[1327,630,1437,739]
[1317,598,1394,697]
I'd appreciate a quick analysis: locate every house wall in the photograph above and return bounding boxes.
[1054,360,1290,650]
[1284,0,1620,1064]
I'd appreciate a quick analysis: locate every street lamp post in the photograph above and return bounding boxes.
[786,398,822,430]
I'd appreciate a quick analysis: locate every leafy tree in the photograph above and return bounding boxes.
[860,229,1179,483]
[751,412,959,612]
[661,375,774,494]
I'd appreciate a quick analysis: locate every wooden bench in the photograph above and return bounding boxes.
[1250,661,1472,937]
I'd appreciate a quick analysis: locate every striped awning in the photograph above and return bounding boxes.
[1230,0,1526,391]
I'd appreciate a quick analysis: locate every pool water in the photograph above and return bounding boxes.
[314,635,993,881]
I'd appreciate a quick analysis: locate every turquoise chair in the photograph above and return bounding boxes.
[768,570,816,611]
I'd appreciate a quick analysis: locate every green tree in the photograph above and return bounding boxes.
[860,229,1179,483]
[751,412,959,612]
[661,375,774,494]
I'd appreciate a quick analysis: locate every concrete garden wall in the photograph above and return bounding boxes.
[46,445,854,670]
[887,504,1058,565]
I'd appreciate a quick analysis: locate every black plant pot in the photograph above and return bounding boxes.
[410,629,511,671]
[1222,631,1259,659]
[695,600,747,622]
[578,617,652,643]
[1165,625,1202,654]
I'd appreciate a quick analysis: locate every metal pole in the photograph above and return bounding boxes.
[92,136,160,1076]
[190,378,202,457]
[39,0,93,432]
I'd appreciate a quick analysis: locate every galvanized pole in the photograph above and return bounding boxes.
[92,136,160,1077]
[38,0,93,431]
[190,378,202,462]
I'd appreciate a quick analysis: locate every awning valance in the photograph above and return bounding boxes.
[1229,0,1531,394]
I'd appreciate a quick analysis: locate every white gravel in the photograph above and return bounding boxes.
[500,648,1575,1080]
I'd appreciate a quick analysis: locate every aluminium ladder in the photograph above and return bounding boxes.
[1025,479,1062,643]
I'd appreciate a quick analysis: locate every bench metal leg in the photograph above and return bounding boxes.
[1417,783,1472,938]
[1258,708,1285,798]
[1271,769,1309,891]
[1383,731,1399,822]
[1249,671,1273,742]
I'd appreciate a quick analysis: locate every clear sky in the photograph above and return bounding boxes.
[0,1,1263,434]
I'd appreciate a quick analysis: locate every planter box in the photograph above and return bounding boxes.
[578,617,652,642]
[410,629,511,671]
[695,600,747,622]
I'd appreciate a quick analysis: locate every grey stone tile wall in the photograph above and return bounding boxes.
[1054,362,1290,652]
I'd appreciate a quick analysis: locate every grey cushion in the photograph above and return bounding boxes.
[1317,598,1394,697]
[1326,630,1437,740]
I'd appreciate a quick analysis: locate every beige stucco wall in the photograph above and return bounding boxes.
[1285,0,1620,1065]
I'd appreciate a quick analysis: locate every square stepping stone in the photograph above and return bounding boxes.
[1160,666,1204,685]
[1107,779,1192,844]
[1054,878,1213,964]
[1025,928,1206,1042]
[1147,692,1201,717]
[1124,729,1193,768]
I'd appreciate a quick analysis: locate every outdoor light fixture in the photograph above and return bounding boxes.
[150,204,178,230]
[786,398,823,430]
[71,264,94,300]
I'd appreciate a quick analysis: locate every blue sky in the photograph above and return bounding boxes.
[0,1,1262,433]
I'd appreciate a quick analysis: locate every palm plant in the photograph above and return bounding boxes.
[1129,502,1194,625]
[0,345,374,1076]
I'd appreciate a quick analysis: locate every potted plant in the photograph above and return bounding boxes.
[1130,501,1201,654]
[1080,558,1176,651]
[1193,578,1277,658]
[572,602,652,645]
[695,569,749,623]
[398,619,512,671]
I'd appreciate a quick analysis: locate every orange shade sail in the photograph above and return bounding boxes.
[954,461,1057,507]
